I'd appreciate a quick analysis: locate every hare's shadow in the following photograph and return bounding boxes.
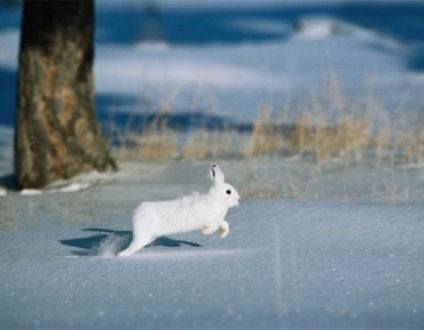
[60,228,202,257]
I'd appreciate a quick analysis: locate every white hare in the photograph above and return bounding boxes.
[118,164,240,256]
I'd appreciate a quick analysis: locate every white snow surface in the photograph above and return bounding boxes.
[0,151,423,328]
[0,188,423,329]
[0,124,424,327]
[19,183,91,195]
[0,159,424,328]
[20,189,42,196]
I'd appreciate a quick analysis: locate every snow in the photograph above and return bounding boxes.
[20,189,42,196]
[0,190,424,328]
[53,182,91,193]
[20,183,91,195]
[1,0,424,328]
[292,16,374,40]
[95,51,281,93]
[1,158,424,328]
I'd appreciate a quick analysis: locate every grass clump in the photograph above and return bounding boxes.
[244,105,285,159]
[138,131,177,162]
[111,116,177,162]
[181,131,210,161]
[288,114,370,164]
[108,75,424,170]
[180,129,240,161]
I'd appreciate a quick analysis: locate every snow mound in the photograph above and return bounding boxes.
[20,189,42,196]
[52,182,91,193]
[293,16,372,40]
[16,169,123,196]
[20,183,90,195]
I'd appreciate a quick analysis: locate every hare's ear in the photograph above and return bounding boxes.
[210,164,225,185]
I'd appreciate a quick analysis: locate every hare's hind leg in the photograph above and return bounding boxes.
[118,234,154,257]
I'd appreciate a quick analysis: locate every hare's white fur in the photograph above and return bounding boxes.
[118,165,240,256]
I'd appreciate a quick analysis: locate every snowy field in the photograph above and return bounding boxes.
[1,157,424,328]
[1,187,424,329]
[1,0,424,328]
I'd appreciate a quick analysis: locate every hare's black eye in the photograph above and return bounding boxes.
[226,189,231,195]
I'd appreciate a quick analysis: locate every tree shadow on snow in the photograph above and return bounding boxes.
[59,228,201,257]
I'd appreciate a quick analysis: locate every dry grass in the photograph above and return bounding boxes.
[107,75,424,202]
[288,113,370,164]
[242,168,283,199]
[109,98,424,168]
[402,128,424,164]
[111,116,177,162]
[138,131,177,162]
[180,129,241,161]
[211,130,237,159]
[181,131,210,161]
[244,105,285,159]
[0,73,418,218]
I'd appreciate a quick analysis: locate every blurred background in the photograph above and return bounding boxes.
[1,0,424,201]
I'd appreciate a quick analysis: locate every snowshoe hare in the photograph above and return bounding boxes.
[118,164,240,256]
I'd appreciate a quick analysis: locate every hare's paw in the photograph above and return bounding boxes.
[218,220,229,238]
[201,225,218,235]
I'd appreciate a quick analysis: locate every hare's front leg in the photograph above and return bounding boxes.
[218,220,229,238]
[201,224,219,235]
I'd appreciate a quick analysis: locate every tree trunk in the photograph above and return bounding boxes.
[15,0,116,189]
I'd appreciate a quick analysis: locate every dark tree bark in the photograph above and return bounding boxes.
[15,0,116,189]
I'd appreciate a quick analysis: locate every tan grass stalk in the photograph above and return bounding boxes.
[244,105,284,159]
[181,131,210,161]
[138,119,177,162]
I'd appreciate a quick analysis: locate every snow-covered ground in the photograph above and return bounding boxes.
[1,0,424,328]
[1,172,424,328]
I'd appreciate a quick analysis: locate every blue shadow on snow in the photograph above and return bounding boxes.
[60,228,202,257]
